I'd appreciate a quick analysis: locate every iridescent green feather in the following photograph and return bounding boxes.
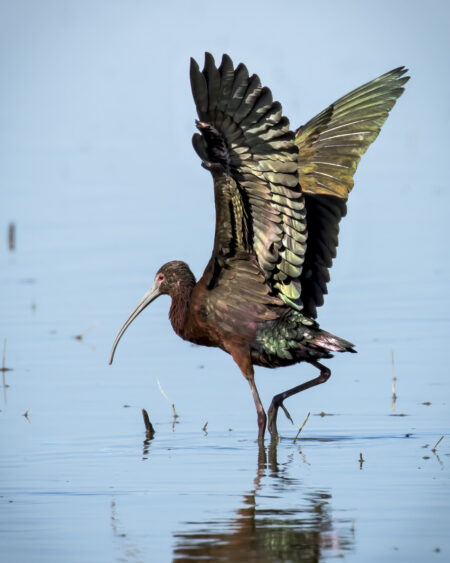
[295,67,409,317]
[295,66,409,198]
[254,309,355,366]
[255,310,317,361]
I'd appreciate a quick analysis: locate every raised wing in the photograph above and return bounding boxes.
[191,53,307,310]
[295,67,409,316]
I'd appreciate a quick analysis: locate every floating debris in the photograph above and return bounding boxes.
[2,339,12,403]
[391,350,397,411]
[141,408,155,439]
[8,223,15,251]
[157,379,179,419]
[293,411,310,443]
[359,452,365,469]
[1,339,13,373]
[432,436,444,453]
[74,324,96,341]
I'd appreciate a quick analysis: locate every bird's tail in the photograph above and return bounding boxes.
[312,329,356,354]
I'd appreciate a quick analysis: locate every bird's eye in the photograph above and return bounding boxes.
[157,274,164,281]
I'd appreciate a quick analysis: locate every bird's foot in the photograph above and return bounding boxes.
[280,403,294,425]
[268,395,294,439]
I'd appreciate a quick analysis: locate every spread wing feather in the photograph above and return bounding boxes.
[296,67,409,316]
[190,54,408,318]
[191,53,307,310]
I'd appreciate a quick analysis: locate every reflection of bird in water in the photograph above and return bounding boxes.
[109,53,408,440]
[172,444,354,562]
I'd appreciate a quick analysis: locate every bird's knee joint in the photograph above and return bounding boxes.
[320,369,331,382]
[272,393,284,408]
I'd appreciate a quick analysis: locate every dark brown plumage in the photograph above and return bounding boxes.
[109,54,408,440]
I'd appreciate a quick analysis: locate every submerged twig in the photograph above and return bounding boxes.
[1,339,12,372]
[141,408,155,439]
[359,452,365,469]
[8,223,15,251]
[157,379,179,419]
[293,411,310,443]
[1,339,12,403]
[74,324,97,341]
[432,436,444,453]
[391,349,397,411]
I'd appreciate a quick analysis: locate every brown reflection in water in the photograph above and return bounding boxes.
[173,442,354,562]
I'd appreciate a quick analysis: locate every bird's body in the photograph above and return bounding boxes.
[162,260,353,367]
[109,54,408,440]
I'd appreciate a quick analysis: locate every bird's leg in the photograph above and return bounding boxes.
[267,361,331,438]
[245,372,267,442]
[231,349,266,441]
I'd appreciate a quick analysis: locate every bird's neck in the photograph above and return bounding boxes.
[169,280,195,339]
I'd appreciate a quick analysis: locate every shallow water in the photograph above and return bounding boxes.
[2,2,450,561]
[1,175,449,562]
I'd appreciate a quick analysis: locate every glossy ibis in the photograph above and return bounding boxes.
[109,53,408,440]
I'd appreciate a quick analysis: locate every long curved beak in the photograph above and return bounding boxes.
[109,283,162,365]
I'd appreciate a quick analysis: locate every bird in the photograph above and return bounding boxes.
[109,53,408,441]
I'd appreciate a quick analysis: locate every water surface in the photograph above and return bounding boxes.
[1,2,450,561]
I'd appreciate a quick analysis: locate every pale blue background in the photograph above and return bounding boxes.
[1,2,449,562]
[2,0,448,291]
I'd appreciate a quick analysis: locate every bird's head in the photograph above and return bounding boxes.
[108,260,195,365]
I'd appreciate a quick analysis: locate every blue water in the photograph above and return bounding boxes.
[1,1,450,561]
